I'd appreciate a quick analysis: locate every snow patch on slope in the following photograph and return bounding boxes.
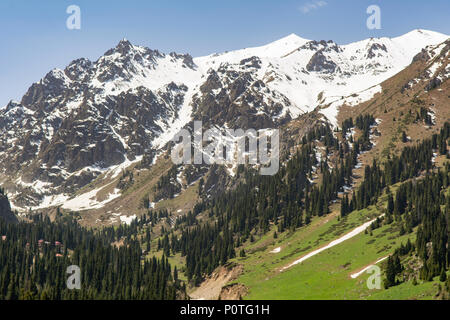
[281,215,384,271]
[320,85,382,126]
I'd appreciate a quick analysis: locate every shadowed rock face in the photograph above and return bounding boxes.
[306,50,338,73]
[193,63,290,131]
[367,43,388,59]
[412,49,431,63]
[0,39,196,207]
[0,194,17,223]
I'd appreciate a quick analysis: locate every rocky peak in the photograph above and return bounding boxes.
[103,38,134,56]
[299,40,341,53]
[95,41,165,83]
[64,58,93,81]
[115,38,134,54]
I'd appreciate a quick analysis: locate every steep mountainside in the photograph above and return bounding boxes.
[188,42,450,299]
[0,29,448,217]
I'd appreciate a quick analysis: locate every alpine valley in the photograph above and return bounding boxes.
[0,29,449,300]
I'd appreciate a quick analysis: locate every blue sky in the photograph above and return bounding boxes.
[1,0,449,107]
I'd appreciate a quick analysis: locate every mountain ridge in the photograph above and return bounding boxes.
[0,29,448,212]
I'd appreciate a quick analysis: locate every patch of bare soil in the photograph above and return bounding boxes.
[189,263,244,300]
[218,283,248,300]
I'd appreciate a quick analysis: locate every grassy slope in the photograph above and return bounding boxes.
[241,220,415,300]
[229,183,446,300]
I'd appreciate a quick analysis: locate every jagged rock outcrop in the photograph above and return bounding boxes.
[306,50,339,73]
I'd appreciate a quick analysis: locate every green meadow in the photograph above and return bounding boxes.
[228,185,445,300]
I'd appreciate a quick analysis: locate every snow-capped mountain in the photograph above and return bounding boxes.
[0,29,448,210]
[194,29,448,125]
